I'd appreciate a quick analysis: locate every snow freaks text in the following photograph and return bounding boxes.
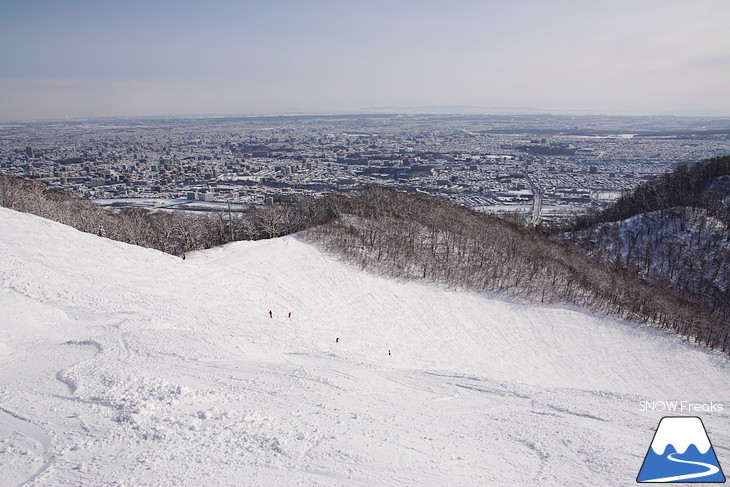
[639,401,724,413]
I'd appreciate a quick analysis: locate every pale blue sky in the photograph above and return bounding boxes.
[1,0,728,120]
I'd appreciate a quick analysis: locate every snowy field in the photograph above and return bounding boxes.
[1,206,728,486]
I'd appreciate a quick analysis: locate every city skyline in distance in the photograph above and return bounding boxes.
[1,0,729,122]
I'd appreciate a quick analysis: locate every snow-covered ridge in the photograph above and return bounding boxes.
[1,207,729,486]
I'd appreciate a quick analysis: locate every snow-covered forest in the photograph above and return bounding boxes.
[0,173,335,253]
[558,155,730,322]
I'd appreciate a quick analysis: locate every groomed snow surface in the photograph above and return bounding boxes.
[1,206,728,486]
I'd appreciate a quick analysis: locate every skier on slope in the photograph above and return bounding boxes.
[269,310,273,319]
[97,225,105,237]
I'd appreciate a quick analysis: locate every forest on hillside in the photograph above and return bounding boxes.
[559,155,730,230]
[1,171,727,355]
[555,156,730,321]
[0,174,335,254]
[303,186,728,354]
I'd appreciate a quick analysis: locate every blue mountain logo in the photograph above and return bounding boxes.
[637,416,725,483]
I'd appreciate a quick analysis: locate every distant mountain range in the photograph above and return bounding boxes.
[358,105,730,117]
[359,105,551,115]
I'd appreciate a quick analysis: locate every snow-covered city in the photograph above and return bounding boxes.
[2,114,728,223]
[2,1,730,485]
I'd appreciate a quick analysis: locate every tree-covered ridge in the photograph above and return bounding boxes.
[0,174,335,254]
[304,186,728,354]
[563,155,730,232]
[556,156,730,322]
[2,173,727,354]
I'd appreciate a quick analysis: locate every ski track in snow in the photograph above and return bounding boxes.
[0,407,54,487]
[1,206,729,486]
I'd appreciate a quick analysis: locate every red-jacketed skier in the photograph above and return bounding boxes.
[269,310,273,319]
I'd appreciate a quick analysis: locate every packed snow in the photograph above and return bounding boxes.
[1,206,728,486]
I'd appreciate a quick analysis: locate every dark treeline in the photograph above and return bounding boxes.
[554,156,730,322]
[303,186,729,354]
[0,174,336,254]
[560,207,730,321]
[557,155,730,232]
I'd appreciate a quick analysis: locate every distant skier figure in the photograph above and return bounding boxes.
[269,310,273,319]
[97,226,105,237]
[336,337,339,343]
[181,253,186,260]
[288,312,291,318]
[388,349,391,356]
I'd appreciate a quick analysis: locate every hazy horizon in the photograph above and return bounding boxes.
[2,0,729,122]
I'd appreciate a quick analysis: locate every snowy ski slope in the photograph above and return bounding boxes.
[1,207,728,486]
